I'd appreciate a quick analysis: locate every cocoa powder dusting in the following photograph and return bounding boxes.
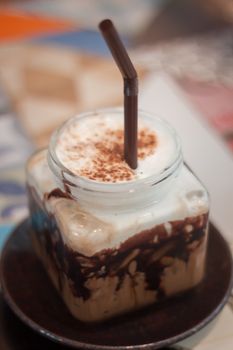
[66,128,157,182]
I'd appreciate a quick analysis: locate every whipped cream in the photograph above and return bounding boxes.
[55,111,179,183]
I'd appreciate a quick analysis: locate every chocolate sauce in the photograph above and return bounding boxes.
[46,188,71,200]
[28,186,90,299]
[28,185,208,302]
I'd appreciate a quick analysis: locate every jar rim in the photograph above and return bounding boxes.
[48,107,183,194]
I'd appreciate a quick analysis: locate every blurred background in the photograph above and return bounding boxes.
[0,1,233,349]
[0,0,233,232]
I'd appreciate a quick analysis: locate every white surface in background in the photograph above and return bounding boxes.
[140,73,233,241]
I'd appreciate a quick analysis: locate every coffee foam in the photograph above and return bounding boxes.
[55,112,178,183]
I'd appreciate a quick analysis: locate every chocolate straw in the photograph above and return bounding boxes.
[99,19,138,169]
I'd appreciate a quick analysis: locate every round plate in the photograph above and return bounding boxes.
[0,220,232,350]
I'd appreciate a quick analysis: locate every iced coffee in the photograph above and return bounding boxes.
[26,109,209,322]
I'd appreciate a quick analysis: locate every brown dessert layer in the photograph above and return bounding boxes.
[28,185,208,304]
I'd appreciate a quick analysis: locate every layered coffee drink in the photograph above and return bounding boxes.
[26,109,209,322]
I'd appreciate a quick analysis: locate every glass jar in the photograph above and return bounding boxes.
[26,108,209,322]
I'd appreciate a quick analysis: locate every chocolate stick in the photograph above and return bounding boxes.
[99,19,138,169]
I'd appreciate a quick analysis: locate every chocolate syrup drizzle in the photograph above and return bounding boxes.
[28,186,208,302]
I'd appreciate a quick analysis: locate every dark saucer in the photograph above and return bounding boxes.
[0,220,232,350]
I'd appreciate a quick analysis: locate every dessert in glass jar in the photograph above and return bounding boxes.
[26,108,209,322]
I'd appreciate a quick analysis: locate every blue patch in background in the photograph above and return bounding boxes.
[0,225,13,251]
[1,203,27,220]
[30,30,129,55]
[0,181,26,196]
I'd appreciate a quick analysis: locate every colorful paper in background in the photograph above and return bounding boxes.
[0,0,162,38]
[0,9,76,243]
[0,2,154,245]
[0,103,33,245]
[0,9,75,42]
[0,44,146,148]
[0,166,28,224]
